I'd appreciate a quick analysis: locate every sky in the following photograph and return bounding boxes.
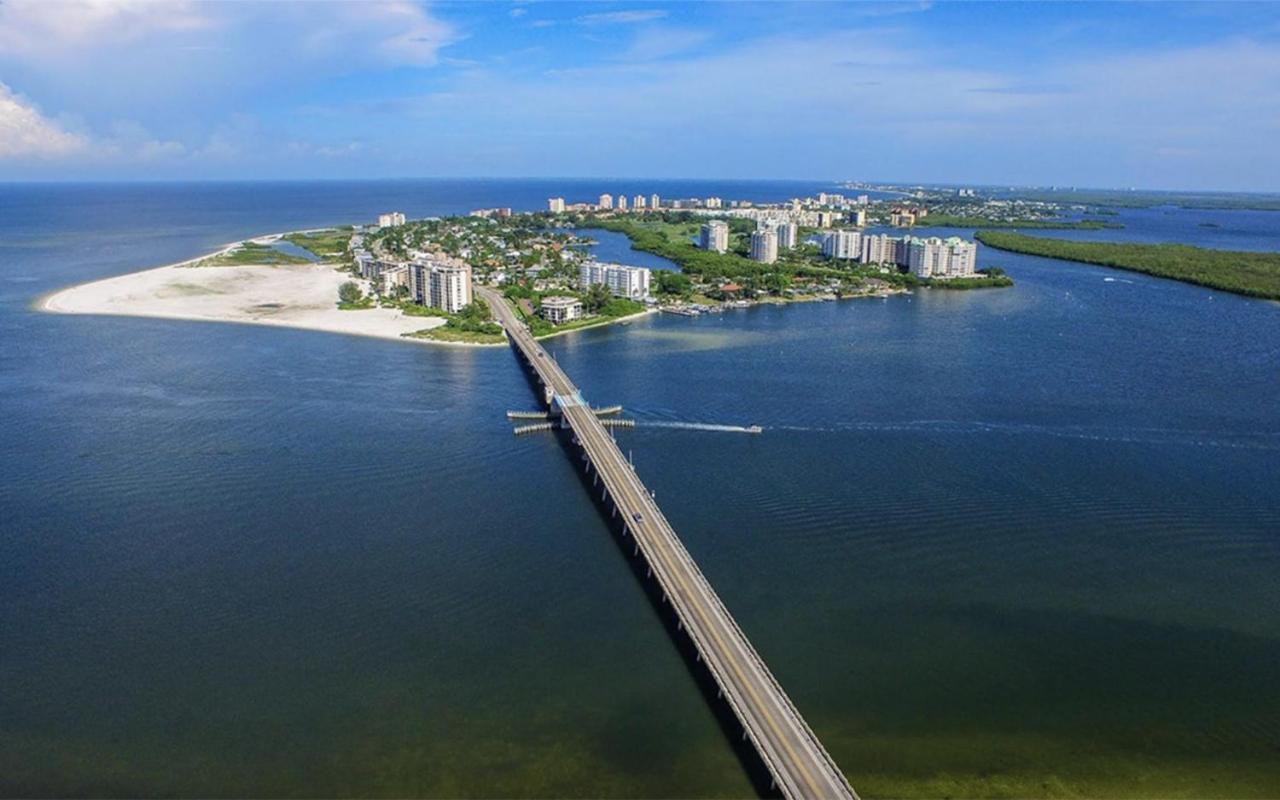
[1,0,1278,190]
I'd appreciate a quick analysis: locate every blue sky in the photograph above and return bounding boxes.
[1,1,1278,190]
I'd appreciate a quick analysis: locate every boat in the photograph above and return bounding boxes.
[746,425,763,434]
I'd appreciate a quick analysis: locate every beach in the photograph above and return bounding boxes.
[41,254,451,345]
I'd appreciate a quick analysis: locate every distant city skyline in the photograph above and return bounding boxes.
[1,0,1278,191]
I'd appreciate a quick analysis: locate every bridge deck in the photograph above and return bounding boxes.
[478,287,857,800]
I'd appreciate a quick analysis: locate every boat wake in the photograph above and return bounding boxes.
[643,421,763,434]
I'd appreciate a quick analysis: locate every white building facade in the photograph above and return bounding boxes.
[775,222,799,249]
[749,230,778,264]
[823,229,861,260]
[540,296,583,325]
[579,261,652,300]
[700,221,729,253]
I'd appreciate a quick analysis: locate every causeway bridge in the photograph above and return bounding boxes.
[478,287,858,800]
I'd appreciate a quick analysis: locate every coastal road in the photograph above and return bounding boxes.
[478,286,857,800]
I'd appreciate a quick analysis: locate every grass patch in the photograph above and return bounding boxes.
[407,326,506,344]
[200,241,310,267]
[283,230,352,260]
[975,231,1280,299]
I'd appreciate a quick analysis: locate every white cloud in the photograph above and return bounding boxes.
[621,27,711,61]
[0,0,213,58]
[0,82,87,158]
[575,9,668,26]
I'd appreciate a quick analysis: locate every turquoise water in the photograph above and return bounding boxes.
[2,181,1278,797]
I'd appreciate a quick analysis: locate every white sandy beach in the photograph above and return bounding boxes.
[42,259,451,344]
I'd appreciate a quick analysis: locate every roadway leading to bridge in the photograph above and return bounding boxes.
[478,287,857,800]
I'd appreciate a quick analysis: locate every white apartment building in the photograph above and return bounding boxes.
[412,261,473,312]
[377,212,406,228]
[775,222,799,249]
[579,261,651,300]
[905,236,977,279]
[633,195,646,209]
[598,193,614,210]
[381,264,411,294]
[548,197,566,213]
[617,195,628,211]
[540,296,583,325]
[861,233,899,265]
[823,229,861,260]
[650,193,660,210]
[705,196,723,209]
[749,229,778,264]
[848,209,867,227]
[700,220,729,253]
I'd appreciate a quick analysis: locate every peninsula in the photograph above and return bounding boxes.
[44,186,1023,348]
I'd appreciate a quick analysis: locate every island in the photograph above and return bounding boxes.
[974,230,1280,300]
[44,187,1025,348]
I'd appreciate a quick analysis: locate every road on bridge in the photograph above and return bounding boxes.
[478,286,857,800]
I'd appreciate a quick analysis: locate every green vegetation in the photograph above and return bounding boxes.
[338,281,375,309]
[915,214,1121,230]
[581,213,885,288]
[975,231,1280,299]
[502,282,644,337]
[409,326,505,344]
[283,230,352,261]
[921,268,1014,290]
[200,241,310,267]
[405,300,505,343]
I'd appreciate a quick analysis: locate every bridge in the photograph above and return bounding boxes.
[478,287,858,800]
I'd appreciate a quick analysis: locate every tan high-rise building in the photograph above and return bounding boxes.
[700,220,729,253]
[598,194,614,210]
[749,230,778,264]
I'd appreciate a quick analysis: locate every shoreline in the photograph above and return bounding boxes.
[38,231,658,349]
[38,234,468,348]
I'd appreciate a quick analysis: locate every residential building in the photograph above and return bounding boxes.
[548,197,566,213]
[705,196,723,208]
[775,222,799,249]
[822,229,861,260]
[598,193,614,210]
[411,260,473,312]
[816,210,839,228]
[861,233,899,265]
[381,264,411,295]
[699,220,729,253]
[905,236,976,279]
[579,261,651,299]
[848,209,867,227]
[633,194,646,209]
[617,195,628,211]
[650,193,660,210]
[430,263,473,311]
[540,296,583,325]
[749,229,778,264]
[377,211,406,228]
